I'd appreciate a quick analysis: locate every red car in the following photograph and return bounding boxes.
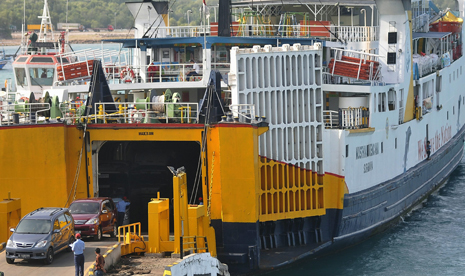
[68,198,118,240]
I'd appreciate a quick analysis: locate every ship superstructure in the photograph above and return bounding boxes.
[1,0,465,273]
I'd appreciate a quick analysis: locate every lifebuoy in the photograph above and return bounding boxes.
[120,67,135,83]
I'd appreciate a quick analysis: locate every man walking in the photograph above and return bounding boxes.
[94,248,106,276]
[426,140,431,160]
[117,196,130,227]
[70,233,85,276]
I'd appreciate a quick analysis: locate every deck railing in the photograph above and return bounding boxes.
[154,24,379,43]
[60,101,199,125]
[0,103,51,126]
[323,107,369,129]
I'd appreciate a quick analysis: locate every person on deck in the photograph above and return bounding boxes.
[117,196,130,227]
[187,59,200,80]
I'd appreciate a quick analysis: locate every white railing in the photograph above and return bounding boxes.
[229,104,256,122]
[323,107,369,129]
[0,103,51,126]
[340,107,369,129]
[332,26,379,43]
[55,48,130,83]
[60,101,199,125]
[154,24,379,42]
[323,110,339,129]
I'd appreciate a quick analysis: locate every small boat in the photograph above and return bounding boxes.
[0,48,8,70]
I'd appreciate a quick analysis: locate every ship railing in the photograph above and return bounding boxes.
[323,107,369,129]
[180,236,209,259]
[60,101,199,125]
[323,110,339,129]
[229,104,256,122]
[55,48,130,83]
[332,26,379,43]
[340,107,369,129]
[143,63,204,83]
[0,103,51,126]
[155,24,379,42]
[323,71,386,86]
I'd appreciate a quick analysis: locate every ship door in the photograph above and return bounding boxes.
[94,141,201,231]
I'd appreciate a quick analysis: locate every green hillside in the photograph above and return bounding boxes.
[0,0,217,37]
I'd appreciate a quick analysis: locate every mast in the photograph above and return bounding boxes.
[38,0,55,42]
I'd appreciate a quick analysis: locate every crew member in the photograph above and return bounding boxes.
[70,233,85,276]
[117,196,130,227]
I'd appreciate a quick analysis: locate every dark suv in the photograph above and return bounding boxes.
[68,197,118,240]
[6,207,75,265]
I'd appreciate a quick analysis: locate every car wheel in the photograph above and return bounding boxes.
[67,236,75,252]
[6,258,14,264]
[94,227,102,241]
[44,247,54,265]
[110,224,117,238]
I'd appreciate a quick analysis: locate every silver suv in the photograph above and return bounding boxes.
[5,207,75,265]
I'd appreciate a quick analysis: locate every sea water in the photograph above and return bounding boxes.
[2,44,465,276]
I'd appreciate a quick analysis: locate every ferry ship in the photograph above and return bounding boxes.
[1,0,465,273]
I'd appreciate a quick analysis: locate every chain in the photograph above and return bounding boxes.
[207,151,215,217]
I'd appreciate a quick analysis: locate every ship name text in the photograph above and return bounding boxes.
[356,143,380,159]
[364,161,374,173]
[417,125,452,160]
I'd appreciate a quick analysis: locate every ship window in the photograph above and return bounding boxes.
[395,138,397,149]
[373,94,377,112]
[346,145,349,157]
[388,32,397,44]
[30,57,54,63]
[29,68,54,86]
[15,68,28,86]
[387,53,396,65]
[57,57,69,64]
[453,106,455,115]
[378,93,386,112]
[447,111,449,120]
[449,74,451,83]
[388,89,396,111]
[16,57,28,63]
[381,142,383,153]
[436,75,442,92]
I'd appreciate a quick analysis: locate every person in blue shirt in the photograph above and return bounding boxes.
[70,233,85,276]
[117,196,130,227]
[426,140,431,160]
